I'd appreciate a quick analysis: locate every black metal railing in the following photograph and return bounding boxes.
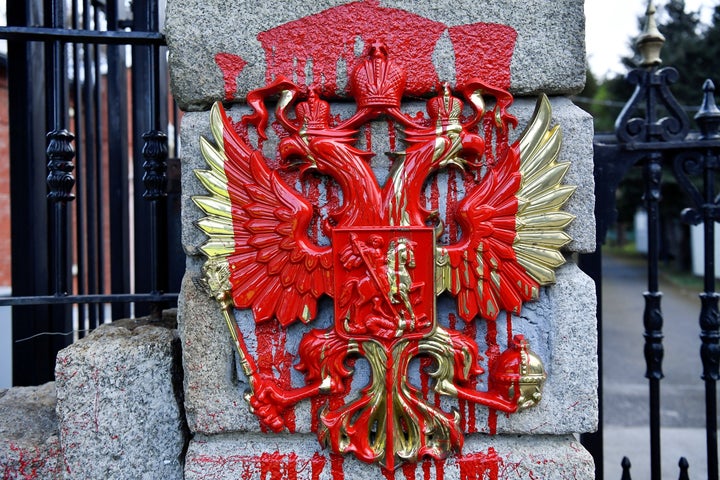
[1,0,181,386]
[581,3,720,479]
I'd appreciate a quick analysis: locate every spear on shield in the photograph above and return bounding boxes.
[348,233,407,334]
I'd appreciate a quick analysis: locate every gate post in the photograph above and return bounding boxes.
[169,1,598,477]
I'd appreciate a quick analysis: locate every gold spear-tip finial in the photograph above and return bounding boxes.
[636,0,666,67]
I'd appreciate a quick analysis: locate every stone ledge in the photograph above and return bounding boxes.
[184,432,594,479]
[0,382,62,479]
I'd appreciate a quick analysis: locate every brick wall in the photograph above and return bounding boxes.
[0,66,10,288]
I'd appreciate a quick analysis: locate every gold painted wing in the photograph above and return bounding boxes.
[193,102,333,326]
[436,94,575,321]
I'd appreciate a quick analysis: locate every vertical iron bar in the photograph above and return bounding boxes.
[699,150,719,480]
[133,0,168,318]
[621,457,633,480]
[93,3,106,325]
[643,152,664,480]
[678,457,690,480]
[88,0,104,328]
[579,249,603,480]
[8,1,54,385]
[72,0,87,338]
[105,0,131,320]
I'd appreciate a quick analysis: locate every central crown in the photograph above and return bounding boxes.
[350,40,406,108]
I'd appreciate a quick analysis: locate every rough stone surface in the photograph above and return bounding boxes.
[184,433,594,479]
[54,312,187,480]
[165,0,585,111]
[0,383,62,479]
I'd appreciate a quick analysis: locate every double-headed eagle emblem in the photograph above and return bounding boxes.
[193,42,574,470]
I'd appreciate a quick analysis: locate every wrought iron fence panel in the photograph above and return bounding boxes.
[1,0,181,386]
[582,3,720,479]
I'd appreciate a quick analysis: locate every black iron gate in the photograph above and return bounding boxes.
[580,5,720,479]
[1,0,181,386]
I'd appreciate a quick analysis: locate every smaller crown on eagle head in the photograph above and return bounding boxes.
[350,40,406,109]
[295,88,331,132]
[426,82,464,133]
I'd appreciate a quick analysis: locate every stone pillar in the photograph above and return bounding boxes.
[54,316,187,479]
[168,1,596,478]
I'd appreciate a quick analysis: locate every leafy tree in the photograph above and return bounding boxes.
[583,0,719,266]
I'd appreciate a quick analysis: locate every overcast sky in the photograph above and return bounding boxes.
[585,0,717,78]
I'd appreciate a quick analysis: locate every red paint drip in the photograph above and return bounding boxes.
[506,311,513,349]
[255,321,296,432]
[330,453,345,480]
[462,319,478,433]
[434,458,445,480]
[214,52,247,101]
[446,169,459,243]
[423,458,432,480]
[192,452,322,480]
[387,119,397,151]
[401,461,417,479]
[448,313,470,431]
[258,1,446,96]
[482,116,496,167]
[310,396,325,433]
[488,408,498,436]
[457,448,501,480]
[485,318,500,435]
[311,453,327,480]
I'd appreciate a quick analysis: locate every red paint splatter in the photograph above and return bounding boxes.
[5,442,62,480]
[256,1,516,96]
[190,452,322,480]
[214,52,247,101]
[457,448,501,480]
[449,23,516,90]
[255,321,297,432]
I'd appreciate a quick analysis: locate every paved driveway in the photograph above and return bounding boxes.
[601,252,716,479]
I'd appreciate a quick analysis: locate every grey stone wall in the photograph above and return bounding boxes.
[169,0,597,477]
[165,0,585,110]
[184,433,594,479]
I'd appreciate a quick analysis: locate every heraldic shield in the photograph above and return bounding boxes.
[193,41,575,470]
